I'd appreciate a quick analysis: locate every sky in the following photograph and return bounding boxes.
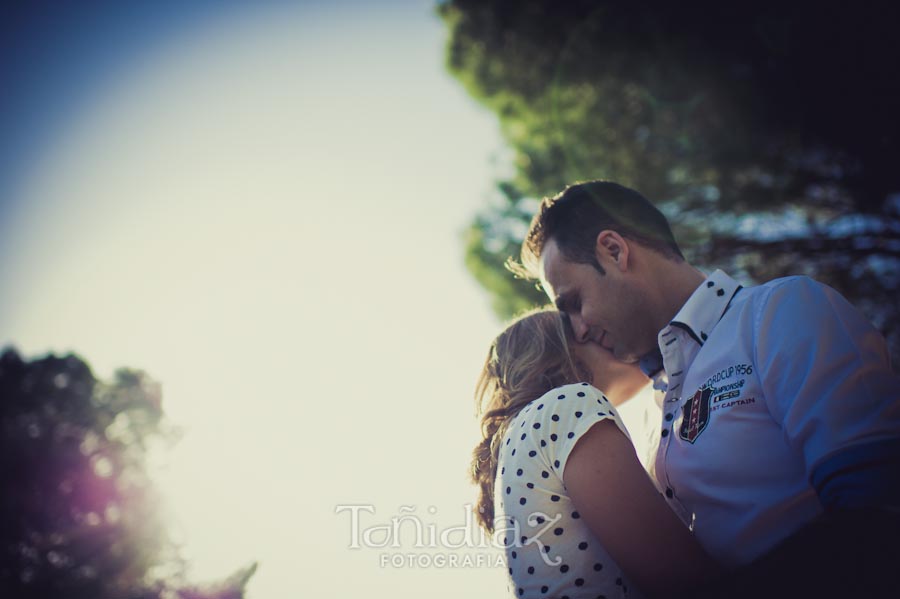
[0,1,512,597]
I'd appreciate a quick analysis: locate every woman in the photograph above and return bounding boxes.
[472,308,721,598]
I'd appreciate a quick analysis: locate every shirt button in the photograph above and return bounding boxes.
[661,429,669,438]
[665,488,674,498]
[665,413,674,422]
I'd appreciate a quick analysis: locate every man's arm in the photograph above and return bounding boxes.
[755,277,900,511]
[683,278,900,598]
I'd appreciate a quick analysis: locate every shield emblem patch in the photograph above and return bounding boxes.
[679,386,712,443]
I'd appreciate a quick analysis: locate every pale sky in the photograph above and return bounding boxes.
[0,2,513,597]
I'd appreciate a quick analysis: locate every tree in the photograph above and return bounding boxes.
[439,0,900,363]
[0,348,256,599]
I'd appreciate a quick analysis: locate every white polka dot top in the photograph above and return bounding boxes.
[494,382,641,599]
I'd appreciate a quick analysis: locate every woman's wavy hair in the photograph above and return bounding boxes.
[471,307,590,533]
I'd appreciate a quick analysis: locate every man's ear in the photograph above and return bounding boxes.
[595,230,630,271]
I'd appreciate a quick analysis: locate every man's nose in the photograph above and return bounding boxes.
[571,317,590,343]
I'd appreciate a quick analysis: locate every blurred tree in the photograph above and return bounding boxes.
[439,0,900,363]
[0,348,255,599]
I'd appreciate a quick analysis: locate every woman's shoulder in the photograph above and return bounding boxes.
[547,382,607,401]
[505,383,618,435]
[517,383,611,416]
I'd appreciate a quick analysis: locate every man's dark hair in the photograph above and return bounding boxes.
[511,180,684,279]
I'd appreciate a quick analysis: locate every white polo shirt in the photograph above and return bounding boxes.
[652,270,900,567]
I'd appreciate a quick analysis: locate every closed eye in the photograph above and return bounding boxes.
[556,292,579,315]
[561,297,580,316]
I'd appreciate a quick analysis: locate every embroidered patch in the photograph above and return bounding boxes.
[680,386,713,443]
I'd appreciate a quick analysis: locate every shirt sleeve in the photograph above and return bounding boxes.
[517,383,632,480]
[754,277,900,509]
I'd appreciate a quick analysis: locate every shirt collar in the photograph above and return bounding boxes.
[639,347,665,378]
[668,269,742,347]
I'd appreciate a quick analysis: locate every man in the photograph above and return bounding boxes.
[512,180,900,597]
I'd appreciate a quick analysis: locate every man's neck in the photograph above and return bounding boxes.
[649,259,707,332]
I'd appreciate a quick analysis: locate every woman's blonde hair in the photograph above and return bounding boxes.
[471,307,589,533]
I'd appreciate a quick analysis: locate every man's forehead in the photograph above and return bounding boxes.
[538,240,568,302]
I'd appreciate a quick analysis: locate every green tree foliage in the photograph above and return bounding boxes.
[0,348,255,599]
[439,0,900,362]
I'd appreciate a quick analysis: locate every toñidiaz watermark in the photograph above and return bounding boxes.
[334,503,564,568]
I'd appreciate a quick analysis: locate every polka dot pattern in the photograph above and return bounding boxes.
[493,383,635,598]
